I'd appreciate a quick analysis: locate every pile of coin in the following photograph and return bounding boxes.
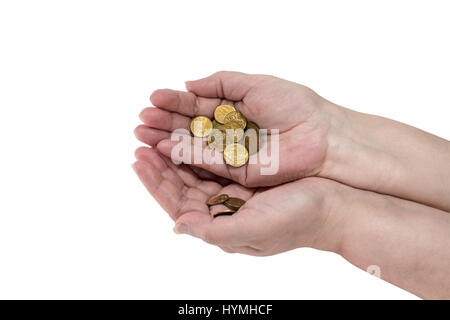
[189,104,260,167]
[206,193,246,218]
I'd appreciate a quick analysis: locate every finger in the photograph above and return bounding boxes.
[185,71,258,100]
[135,146,167,171]
[135,148,218,223]
[150,89,223,118]
[173,210,211,237]
[175,210,244,246]
[136,147,199,188]
[139,107,190,131]
[175,184,255,246]
[158,151,206,189]
[164,161,224,197]
[134,125,170,147]
[156,138,248,186]
[156,131,274,187]
[136,153,186,191]
[132,160,182,217]
[138,147,224,197]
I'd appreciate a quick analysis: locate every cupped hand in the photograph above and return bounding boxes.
[133,147,340,256]
[135,71,332,187]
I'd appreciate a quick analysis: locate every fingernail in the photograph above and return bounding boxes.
[173,223,188,235]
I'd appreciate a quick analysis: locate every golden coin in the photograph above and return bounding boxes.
[223,197,246,210]
[244,121,260,155]
[212,119,224,131]
[223,111,247,129]
[246,121,259,132]
[206,194,229,206]
[212,209,236,218]
[207,129,226,152]
[214,104,236,124]
[190,116,213,137]
[223,143,248,167]
[223,121,245,144]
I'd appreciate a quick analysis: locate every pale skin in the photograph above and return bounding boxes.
[134,71,450,299]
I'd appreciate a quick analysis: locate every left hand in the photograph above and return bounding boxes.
[133,147,342,255]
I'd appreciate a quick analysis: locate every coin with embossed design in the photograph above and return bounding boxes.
[214,104,236,124]
[190,116,213,137]
[223,143,248,167]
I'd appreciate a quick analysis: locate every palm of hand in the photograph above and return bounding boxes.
[136,72,329,188]
[133,147,330,255]
[235,75,329,186]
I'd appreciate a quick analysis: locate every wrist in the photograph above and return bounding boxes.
[309,179,381,256]
[318,100,450,212]
[319,100,365,177]
[317,100,400,196]
[306,179,353,255]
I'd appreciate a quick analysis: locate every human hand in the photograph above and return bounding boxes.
[135,71,331,187]
[134,72,450,298]
[136,71,450,211]
[132,147,342,255]
[133,146,450,298]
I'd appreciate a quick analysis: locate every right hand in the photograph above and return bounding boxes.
[135,71,333,187]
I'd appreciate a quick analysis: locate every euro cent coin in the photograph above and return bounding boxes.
[206,194,229,206]
[223,143,249,167]
[223,111,247,130]
[223,197,246,210]
[190,116,213,137]
[244,121,260,155]
[223,121,245,143]
[207,129,226,152]
[214,104,236,124]
[212,119,225,131]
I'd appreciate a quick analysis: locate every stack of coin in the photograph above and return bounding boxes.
[189,104,261,167]
[206,193,246,218]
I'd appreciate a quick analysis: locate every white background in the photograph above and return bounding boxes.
[0,0,448,299]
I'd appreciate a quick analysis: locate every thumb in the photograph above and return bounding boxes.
[173,211,243,246]
[156,137,248,185]
[185,71,256,101]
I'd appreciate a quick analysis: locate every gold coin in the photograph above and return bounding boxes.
[190,116,213,137]
[223,121,245,144]
[206,194,229,206]
[223,143,248,167]
[223,197,246,210]
[246,121,259,132]
[244,121,260,155]
[214,104,236,124]
[223,111,247,129]
[207,129,226,152]
[212,209,236,218]
[212,119,224,131]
